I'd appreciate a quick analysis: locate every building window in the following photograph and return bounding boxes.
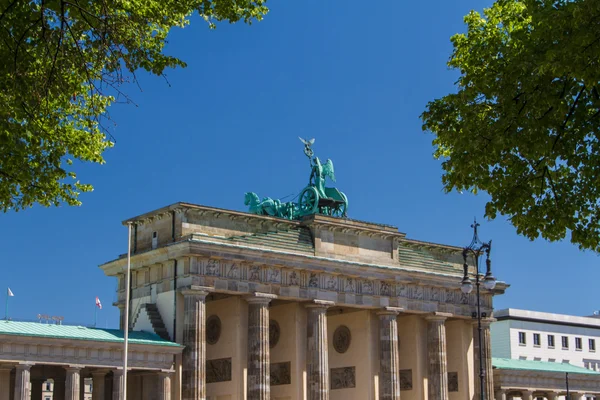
[562,359,570,364]
[590,339,596,352]
[519,332,526,345]
[519,356,527,360]
[548,358,556,363]
[45,382,51,391]
[534,357,541,361]
[548,335,555,348]
[533,333,541,346]
[576,337,583,350]
[562,336,569,349]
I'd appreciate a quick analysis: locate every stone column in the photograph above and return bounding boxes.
[14,364,31,400]
[426,313,450,400]
[378,308,402,400]
[494,389,507,400]
[306,300,334,400]
[246,293,275,400]
[157,372,172,400]
[521,390,533,400]
[0,366,12,400]
[91,371,107,400]
[65,367,81,400]
[181,286,209,400]
[112,369,124,400]
[547,392,558,400]
[472,319,494,400]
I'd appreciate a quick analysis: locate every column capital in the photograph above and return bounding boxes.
[15,363,32,371]
[179,285,211,297]
[377,307,404,316]
[245,292,277,304]
[0,364,15,371]
[425,312,452,322]
[112,368,125,376]
[305,299,335,309]
[65,365,83,372]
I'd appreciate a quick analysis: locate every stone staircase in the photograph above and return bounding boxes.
[134,303,170,341]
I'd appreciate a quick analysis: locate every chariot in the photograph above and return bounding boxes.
[245,137,349,220]
[297,185,348,218]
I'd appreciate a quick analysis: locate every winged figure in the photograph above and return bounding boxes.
[322,159,335,182]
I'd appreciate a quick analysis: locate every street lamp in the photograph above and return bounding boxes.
[460,219,496,400]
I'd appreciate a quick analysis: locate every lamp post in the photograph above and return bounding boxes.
[460,219,496,400]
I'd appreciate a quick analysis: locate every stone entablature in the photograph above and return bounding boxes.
[0,334,179,371]
[495,368,600,394]
[110,247,495,319]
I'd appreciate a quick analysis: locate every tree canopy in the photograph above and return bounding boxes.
[421,0,600,251]
[0,0,267,211]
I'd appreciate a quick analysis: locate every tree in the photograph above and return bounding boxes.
[0,0,267,211]
[421,0,600,251]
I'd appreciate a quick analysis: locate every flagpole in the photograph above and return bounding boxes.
[94,305,97,327]
[122,222,132,400]
[4,294,8,321]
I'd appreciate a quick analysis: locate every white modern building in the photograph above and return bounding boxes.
[492,309,600,369]
[491,308,600,399]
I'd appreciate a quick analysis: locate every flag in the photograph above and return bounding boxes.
[7,288,14,297]
[95,296,102,309]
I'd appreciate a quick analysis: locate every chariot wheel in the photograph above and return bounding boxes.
[331,192,348,218]
[298,186,319,215]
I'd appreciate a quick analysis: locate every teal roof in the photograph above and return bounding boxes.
[0,321,181,347]
[493,358,600,375]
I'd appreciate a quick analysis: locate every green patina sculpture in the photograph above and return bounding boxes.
[245,138,348,220]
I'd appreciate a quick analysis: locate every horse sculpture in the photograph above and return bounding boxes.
[244,192,297,219]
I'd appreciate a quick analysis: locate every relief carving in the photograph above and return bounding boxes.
[412,285,424,300]
[460,292,469,304]
[270,362,291,386]
[249,265,261,281]
[308,273,319,288]
[205,259,220,276]
[448,372,459,392]
[288,271,299,286]
[431,287,440,301]
[333,325,351,354]
[226,263,239,279]
[206,315,221,345]
[206,358,232,383]
[330,367,356,390]
[326,275,338,291]
[267,267,281,283]
[397,284,408,298]
[400,369,413,390]
[269,319,280,349]
[344,278,356,293]
[362,280,374,294]
[380,281,391,296]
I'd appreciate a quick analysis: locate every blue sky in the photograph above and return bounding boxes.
[2,0,598,328]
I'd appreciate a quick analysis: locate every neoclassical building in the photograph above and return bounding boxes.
[100,202,507,400]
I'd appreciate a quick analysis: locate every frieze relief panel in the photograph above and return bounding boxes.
[330,366,356,390]
[270,362,291,386]
[206,358,232,383]
[188,256,494,312]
